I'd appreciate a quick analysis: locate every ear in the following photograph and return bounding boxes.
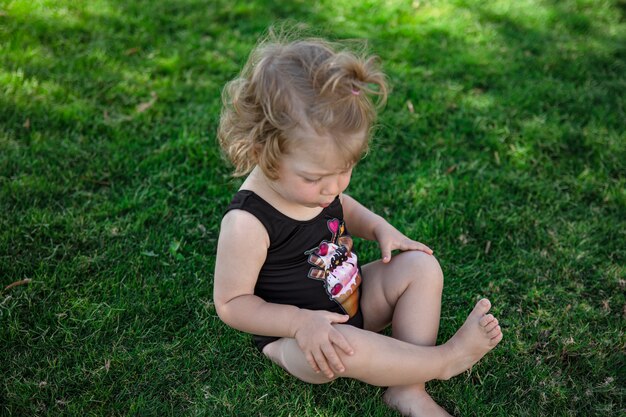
[253,137,267,152]
[255,138,284,181]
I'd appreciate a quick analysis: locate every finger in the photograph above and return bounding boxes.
[408,241,433,254]
[329,313,350,324]
[380,244,392,263]
[329,329,354,356]
[321,343,345,374]
[305,352,320,373]
[313,350,334,379]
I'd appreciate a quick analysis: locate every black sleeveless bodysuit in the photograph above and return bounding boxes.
[225,190,364,351]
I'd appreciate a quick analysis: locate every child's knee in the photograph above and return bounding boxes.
[399,250,444,287]
[264,338,338,385]
[262,339,284,367]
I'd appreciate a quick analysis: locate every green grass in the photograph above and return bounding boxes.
[1,0,624,415]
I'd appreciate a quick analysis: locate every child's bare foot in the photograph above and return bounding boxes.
[442,298,503,380]
[383,385,453,417]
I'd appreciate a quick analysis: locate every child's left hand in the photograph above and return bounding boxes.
[373,221,433,263]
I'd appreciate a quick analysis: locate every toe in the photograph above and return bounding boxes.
[484,319,499,332]
[489,330,503,346]
[488,325,501,337]
[472,298,491,316]
[480,314,495,327]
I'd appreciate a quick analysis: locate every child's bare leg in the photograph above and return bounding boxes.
[262,298,502,387]
[360,251,451,416]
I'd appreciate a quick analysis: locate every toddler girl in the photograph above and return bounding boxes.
[214,30,502,417]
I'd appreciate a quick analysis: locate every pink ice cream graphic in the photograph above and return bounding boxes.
[306,219,362,316]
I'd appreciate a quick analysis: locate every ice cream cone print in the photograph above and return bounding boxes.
[306,219,362,317]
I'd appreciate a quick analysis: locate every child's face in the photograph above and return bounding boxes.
[271,130,364,209]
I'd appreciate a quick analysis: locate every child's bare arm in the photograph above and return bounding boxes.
[214,210,300,336]
[341,193,433,262]
[340,193,386,240]
[213,210,353,378]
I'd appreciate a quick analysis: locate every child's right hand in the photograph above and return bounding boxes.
[292,310,355,379]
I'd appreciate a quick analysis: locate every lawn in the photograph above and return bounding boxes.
[1,0,624,416]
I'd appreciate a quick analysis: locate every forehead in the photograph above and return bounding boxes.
[284,128,366,173]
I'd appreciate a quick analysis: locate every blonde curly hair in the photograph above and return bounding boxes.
[217,29,388,180]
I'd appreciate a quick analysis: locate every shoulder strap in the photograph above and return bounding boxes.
[225,190,281,240]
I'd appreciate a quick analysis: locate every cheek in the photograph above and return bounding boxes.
[340,173,352,190]
[311,184,325,195]
[298,182,321,196]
